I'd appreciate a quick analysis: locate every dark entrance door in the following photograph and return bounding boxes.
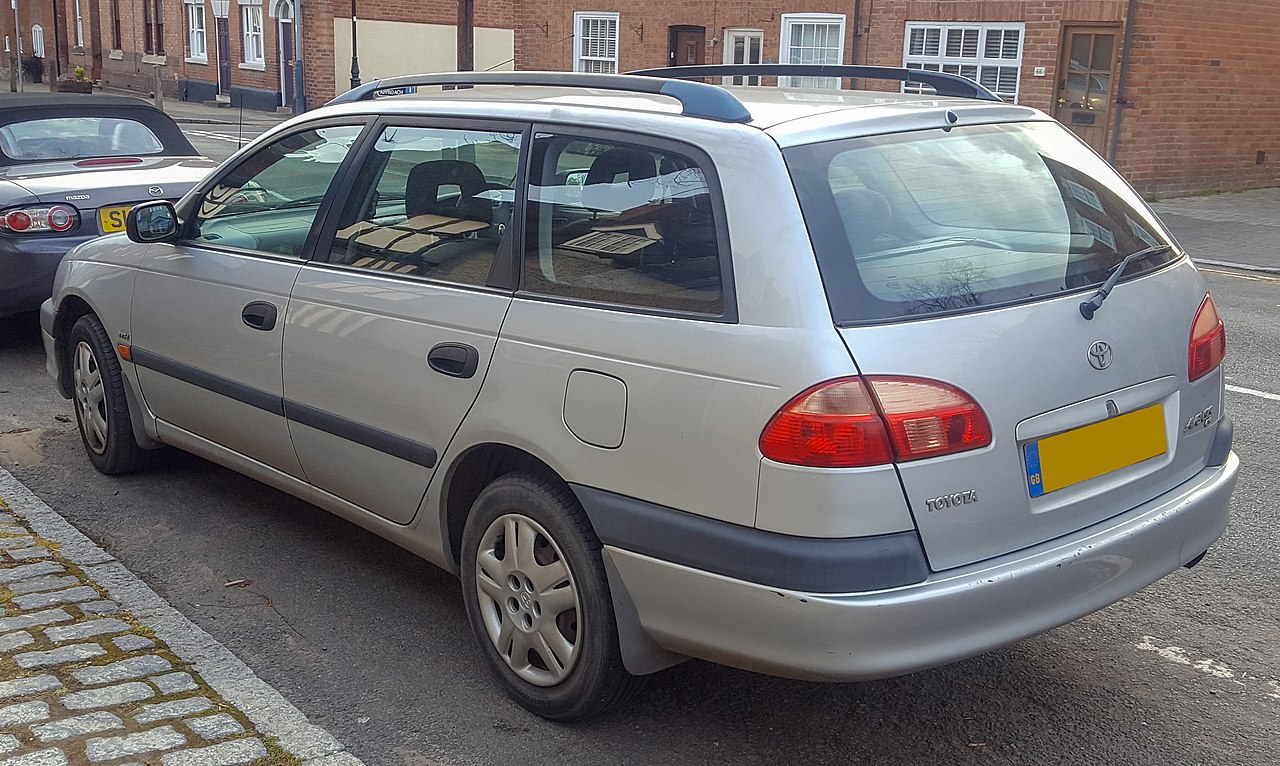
[1054,26,1119,154]
[668,26,705,67]
[216,17,232,96]
[280,20,295,107]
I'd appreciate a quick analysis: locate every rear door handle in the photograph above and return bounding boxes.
[241,301,278,331]
[428,343,479,378]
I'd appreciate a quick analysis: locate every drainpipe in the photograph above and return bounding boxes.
[292,0,305,112]
[1108,0,1140,164]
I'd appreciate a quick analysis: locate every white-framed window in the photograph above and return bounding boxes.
[31,25,44,58]
[186,0,207,61]
[780,13,845,89]
[722,28,763,85]
[573,11,618,74]
[74,0,84,46]
[240,0,265,65]
[903,22,1024,102]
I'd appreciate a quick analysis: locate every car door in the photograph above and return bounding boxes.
[281,120,522,522]
[130,122,367,476]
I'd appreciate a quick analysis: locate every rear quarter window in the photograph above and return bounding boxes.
[785,121,1179,323]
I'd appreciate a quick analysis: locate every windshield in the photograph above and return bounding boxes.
[0,117,165,161]
[784,121,1180,323]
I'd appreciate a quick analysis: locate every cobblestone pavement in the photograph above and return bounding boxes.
[0,470,363,766]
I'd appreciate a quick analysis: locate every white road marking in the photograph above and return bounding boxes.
[1135,637,1280,703]
[184,129,258,145]
[1226,384,1280,401]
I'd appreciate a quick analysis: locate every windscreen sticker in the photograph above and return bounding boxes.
[1024,442,1045,498]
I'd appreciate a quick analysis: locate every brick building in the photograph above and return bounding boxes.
[512,0,1279,195]
[0,0,59,88]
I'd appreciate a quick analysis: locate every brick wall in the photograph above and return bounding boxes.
[0,1,57,88]
[1115,0,1279,195]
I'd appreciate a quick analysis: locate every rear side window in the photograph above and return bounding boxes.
[0,117,163,160]
[523,134,725,315]
[785,122,1178,323]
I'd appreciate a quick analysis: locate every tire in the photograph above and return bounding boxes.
[67,314,160,475]
[460,473,643,721]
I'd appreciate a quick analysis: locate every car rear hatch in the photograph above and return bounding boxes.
[783,120,1225,571]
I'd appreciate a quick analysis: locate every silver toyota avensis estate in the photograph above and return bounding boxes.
[41,66,1238,721]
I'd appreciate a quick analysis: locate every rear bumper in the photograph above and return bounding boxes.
[0,236,94,317]
[604,452,1238,681]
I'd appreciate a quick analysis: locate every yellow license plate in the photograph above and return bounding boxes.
[1024,404,1166,497]
[98,206,132,233]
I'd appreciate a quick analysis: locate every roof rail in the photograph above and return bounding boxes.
[627,64,1002,102]
[326,71,753,123]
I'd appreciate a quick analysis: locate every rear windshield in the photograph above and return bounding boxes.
[784,121,1180,324]
[0,117,164,161]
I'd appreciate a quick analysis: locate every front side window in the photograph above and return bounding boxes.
[326,126,521,287]
[573,12,618,74]
[186,0,207,60]
[523,134,725,315]
[903,22,1024,102]
[241,2,264,64]
[784,121,1178,323]
[0,117,164,161]
[780,13,845,89]
[190,125,363,257]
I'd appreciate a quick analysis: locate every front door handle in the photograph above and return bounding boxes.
[428,343,479,378]
[241,301,278,331]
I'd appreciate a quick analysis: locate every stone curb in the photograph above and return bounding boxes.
[0,467,365,766]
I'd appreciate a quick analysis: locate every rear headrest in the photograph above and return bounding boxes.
[833,188,891,253]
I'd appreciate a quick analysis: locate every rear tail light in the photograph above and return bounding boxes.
[1188,293,1226,382]
[759,376,991,468]
[0,204,80,234]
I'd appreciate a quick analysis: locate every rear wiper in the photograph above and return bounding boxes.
[1079,243,1173,320]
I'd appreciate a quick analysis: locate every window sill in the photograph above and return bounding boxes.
[185,56,208,65]
[108,49,124,60]
[238,62,266,72]
[141,54,168,66]
[71,46,85,55]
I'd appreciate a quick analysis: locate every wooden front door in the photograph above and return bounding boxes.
[1054,27,1120,153]
[668,26,705,67]
[216,17,232,95]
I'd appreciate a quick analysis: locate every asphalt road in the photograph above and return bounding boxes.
[0,264,1276,762]
[182,124,270,163]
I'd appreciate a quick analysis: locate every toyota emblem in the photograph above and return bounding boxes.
[1088,341,1113,370]
[148,186,164,197]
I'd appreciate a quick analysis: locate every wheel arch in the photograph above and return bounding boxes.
[54,292,161,449]
[439,441,686,677]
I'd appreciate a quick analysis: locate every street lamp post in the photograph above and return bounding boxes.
[348,0,359,89]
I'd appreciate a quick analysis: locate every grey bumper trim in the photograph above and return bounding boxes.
[570,484,928,593]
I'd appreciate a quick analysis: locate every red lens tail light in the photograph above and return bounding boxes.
[759,376,991,468]
[0,204,80,234]
[866,376,993,461]
[1188,293,1226,382]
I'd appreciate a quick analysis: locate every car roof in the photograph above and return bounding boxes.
[316,83,1048,147]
